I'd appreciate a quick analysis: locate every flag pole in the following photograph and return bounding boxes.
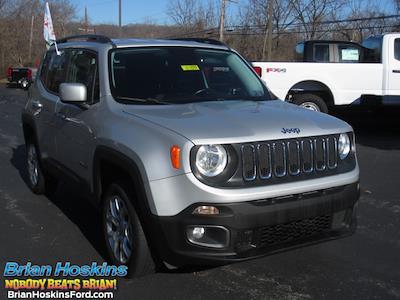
[54,42,60,56]
[44,2,60,55]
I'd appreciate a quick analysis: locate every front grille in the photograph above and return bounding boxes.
[241,135,338,182]
[256,215,332,247]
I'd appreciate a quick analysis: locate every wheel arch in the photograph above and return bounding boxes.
[92,146,151,209]
[21,112,38,143]
[93,146,164,267]
[287,80,335,107]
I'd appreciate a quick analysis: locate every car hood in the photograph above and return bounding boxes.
[122,100,352,144]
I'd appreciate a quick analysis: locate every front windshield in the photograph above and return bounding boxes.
[109,47,270,104]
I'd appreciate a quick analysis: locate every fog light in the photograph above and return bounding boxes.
[186,225,229,248]
[192,227,205,239]
[193,206,220,215]
[332,210,347,230]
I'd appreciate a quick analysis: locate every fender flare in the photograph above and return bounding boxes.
[21,112,39,143]
[92,146,164,257]
[92,146,153,213]
[286,79,335,106]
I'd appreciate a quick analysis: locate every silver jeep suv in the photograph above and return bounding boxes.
[22,35,359,277]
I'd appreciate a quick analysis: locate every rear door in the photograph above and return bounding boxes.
[32,50,68,159]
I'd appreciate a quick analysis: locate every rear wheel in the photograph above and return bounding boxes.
[26,141,57,195]
[102,182,155,278]
[292,93,328,114]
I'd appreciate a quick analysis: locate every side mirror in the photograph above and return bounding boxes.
[59,83,87,103]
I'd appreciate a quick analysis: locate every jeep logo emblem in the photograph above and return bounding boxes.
[281,128,300,134]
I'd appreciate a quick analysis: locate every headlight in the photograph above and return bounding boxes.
[195,145,227,177]
[338,133,351,160]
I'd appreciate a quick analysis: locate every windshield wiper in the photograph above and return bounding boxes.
[176,96,266,104]
[116,96,169,105]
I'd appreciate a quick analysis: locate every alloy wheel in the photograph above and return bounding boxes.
[300,101,321,112]
[27,144,39,187]
[105,196,133,264]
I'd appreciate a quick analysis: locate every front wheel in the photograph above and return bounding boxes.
[292,93,328,114]
[102,182,155,278]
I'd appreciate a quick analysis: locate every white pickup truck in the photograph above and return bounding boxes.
[252,33,400,113]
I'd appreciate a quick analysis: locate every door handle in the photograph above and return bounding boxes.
[31,100,43,116]
[392,70,400,73]
[32,100,43,109]
[56,112,67,120]
[55,112,73,122]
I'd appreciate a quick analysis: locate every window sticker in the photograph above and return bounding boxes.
[341,49,359,61]
[181,65,200,71]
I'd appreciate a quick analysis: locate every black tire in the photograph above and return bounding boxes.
[292,93,328,114]
[102,181,155,278]
[25,140,57,195]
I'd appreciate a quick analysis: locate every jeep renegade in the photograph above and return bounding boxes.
[22,35,360,277]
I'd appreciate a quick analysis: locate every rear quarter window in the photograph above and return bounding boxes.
[294,43,304,61]
[39,52,51,87]
[313,44,330,62]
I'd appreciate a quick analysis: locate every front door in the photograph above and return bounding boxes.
[386,37,400,96]
[54,49,99,181]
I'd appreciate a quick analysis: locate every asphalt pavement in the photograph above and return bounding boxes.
[0,84,399,299]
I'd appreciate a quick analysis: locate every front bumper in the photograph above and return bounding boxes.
[151,182,359,267]
[149,167,359,216]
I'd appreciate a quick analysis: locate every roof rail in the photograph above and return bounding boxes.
[170,38,227,47]
[57,34,114,46]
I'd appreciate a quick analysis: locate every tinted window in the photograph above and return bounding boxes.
[41,50,68,93]
[362,36,382,63]
[394,39,400,61]
[339,46,360,63]
[39,52,51,85]
[109,47,270,104]
[66,50,99,104]
[313,44,329,62]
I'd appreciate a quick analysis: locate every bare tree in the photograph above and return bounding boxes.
[168,0,197,29]
[291,0,345,39]
[167,0,218,36]
[237,0,297,60]
[332,0,390,42]
[0,0,76,74]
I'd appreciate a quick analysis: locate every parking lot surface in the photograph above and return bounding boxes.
[0,84,399,299]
